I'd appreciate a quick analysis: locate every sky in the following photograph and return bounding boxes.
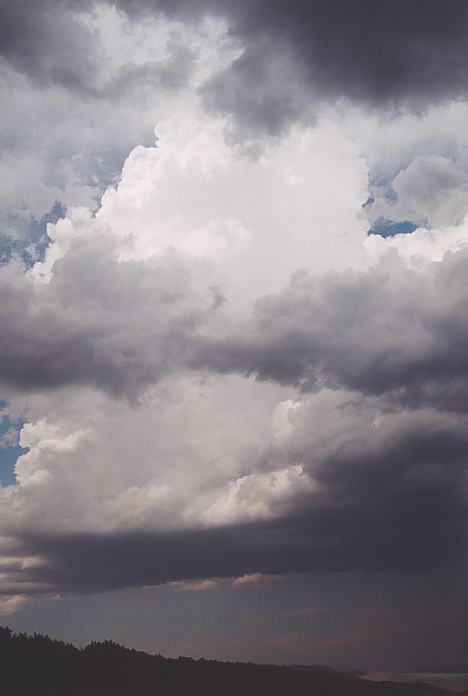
[0,0,467,672]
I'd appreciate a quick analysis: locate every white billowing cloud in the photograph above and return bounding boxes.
[271,400,301,443]
[38,111,369,301]
[96,113,252,262]
[77,4,238,92]
[30,207,97,284]
[365,215,468,266]
[168,578,222,591]
[16,419,92,489]
[3,374,290,535]
[231,572,271,587]
[5,376,447,543]
[3,377,465,596]
[0,6,239,239]
[267,389,451,462]
[368,155,468,228]
[337,101,468,184]
[190,463,315,527]
[22,103,369,330]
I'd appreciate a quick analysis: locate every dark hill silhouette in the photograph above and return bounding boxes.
[0,626,457,696]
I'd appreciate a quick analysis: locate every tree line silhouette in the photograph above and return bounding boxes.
[0,626,456,695]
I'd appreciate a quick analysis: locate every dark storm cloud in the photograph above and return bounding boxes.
[5,243,468,411]
[116,0,468,134]
[5,405,466,595]
[0,0,97,91]
[4,1,468,131]
[2,240,467,597]
[8,484,465,595]
[0,237,217,399]
[0,0,194,98]
[191,249,468,412]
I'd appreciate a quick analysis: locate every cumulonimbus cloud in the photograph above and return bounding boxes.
[0,37,467,607]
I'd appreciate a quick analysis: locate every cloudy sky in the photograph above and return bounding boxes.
[0,0,467,671]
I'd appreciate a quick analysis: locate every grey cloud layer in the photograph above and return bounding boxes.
[3,240,468,591]
[6,247,468,408]
[1,244,467,594]
[0,0,98,91]
[0,0,191,96]
[117,0,468,134]
[6,405,466,594]
[0,244,216,398]
[193,251,468,411]
[4,1,468,134]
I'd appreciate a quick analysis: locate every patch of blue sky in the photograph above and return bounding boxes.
[0,400,28,487]
[368,218,418,238]
[0,200,64,268]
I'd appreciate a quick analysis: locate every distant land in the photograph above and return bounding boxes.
[362,673,468,694]
[1,626,467,696]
